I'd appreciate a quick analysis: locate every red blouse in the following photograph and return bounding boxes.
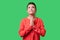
[18,17,46,40]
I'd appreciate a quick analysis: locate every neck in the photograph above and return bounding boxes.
[29,14,35,18]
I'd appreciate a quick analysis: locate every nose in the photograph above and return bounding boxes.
[31,8,32,11]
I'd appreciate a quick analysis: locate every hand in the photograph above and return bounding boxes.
[30,17,34,26]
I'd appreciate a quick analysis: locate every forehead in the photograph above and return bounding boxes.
[28,4,35,7]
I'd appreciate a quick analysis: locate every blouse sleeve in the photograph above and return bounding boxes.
[40,19,46,36]
[33,19,46,36]
[18,19,33,37]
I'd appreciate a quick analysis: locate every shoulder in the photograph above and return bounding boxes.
[37,17,43,21]
[37,17,44,24]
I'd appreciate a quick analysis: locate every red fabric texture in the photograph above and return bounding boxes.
[18,18,46,40]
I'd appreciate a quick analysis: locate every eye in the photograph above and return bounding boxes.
[28,7,30,8]
[32,7,34,8]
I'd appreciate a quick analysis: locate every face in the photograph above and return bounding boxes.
[27,4,36,15]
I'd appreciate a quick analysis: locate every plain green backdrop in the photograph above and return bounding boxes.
[0,0,60,40]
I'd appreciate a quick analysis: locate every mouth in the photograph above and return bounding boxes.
[29,10,33,12]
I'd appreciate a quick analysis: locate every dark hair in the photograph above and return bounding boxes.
[27,2,37,10]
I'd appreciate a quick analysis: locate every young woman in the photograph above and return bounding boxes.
[18,2,46,40]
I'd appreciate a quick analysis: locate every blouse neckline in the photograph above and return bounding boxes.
[26,17,38,21]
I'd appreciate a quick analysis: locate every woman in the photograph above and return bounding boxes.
[18,2,46,40]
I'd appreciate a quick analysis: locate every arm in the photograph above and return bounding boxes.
[18,19,33,37]
[40,19,46,36]
[33,19,46,36]
[33,19,41,35]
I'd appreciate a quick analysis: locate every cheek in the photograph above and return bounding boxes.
[27,8,30,11]
[33,9,36,12]
[27,9,30,13]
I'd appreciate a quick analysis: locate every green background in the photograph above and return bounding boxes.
[0,0,60,40]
